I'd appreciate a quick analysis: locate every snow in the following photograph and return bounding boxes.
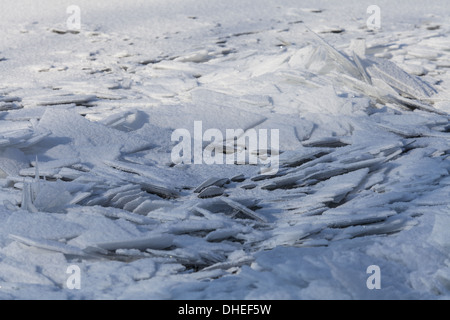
[0,0,449,300]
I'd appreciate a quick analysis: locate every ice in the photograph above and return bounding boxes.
[311,168,370,204]
[9,234,88,257]
[0,211,84,242]
[94,234,174,251]
[0,0,449,300]
[32,94,97,107]
[428,211,450,249]
[221,197,268,223]
[197,186,225,199]
[194,177,230,193]
[36,109,152,163]
[0,148,29,177]
[364,56,437,99]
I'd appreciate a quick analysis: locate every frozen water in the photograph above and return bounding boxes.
[0,0,449,300]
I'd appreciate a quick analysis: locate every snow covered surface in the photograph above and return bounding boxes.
[0,0,449,299]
